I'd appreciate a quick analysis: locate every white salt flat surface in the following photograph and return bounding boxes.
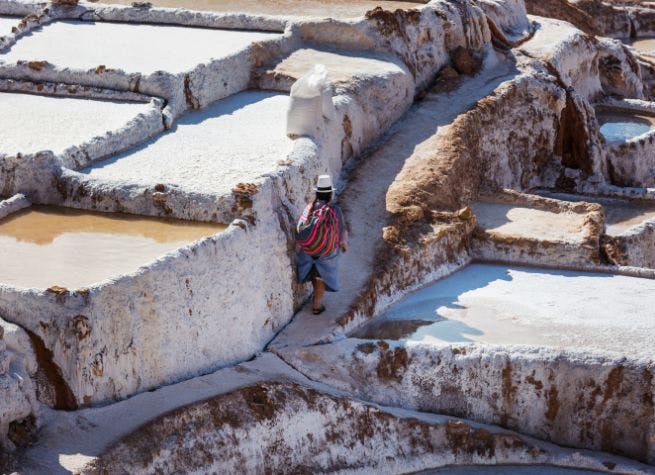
[0,15,18,37]
[630,37,655,55]
[376,264,655,358]
[424,467,604,474]
[104,0,423,19]
[269,47,406,83]
[2,20,279,74]
[472,202,587,242]
[85,91,293,195]
[0,91,152,156]
[539,193,655,235]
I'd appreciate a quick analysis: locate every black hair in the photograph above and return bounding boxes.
[315,191,333,203]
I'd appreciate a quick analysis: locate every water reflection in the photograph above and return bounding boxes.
[0,206,225,289]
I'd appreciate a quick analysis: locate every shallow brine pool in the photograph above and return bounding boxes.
[629,37,655,55]
[597,110,655,142]
[0,206,225,289]
[353,264,655,358]
[538,192,655,234]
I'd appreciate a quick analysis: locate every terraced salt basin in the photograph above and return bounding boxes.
[0,206,224,289]
[0,15,18,36]
[1,20,279,74]
[471,201,588,241]
[544,192,655,234]
[424,467,605,474]
[596,108,655,142]
[84,91,293,194]
[629,37,655,56]
[353,264,655,358]
[102,0,424,19]
[0,91,152,156]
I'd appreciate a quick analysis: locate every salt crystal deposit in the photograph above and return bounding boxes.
[84,91,293,195]
[355,263,655,358]
[1,20,280,75]
[0,91,153,156]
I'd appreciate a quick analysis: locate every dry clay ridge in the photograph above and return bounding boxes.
[0,0,654,473]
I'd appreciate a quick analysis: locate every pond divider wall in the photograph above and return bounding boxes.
[279,339,655,464]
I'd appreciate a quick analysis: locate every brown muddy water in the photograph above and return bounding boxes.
[596,109,655,142]
[0,206,225,289]
[104,0,424,18]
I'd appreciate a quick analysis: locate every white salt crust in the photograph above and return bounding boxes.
[84,91,294,195]
[472,202,589,242]
[1,20,280,75]
[0,91,153,156]
[377,264,655,359]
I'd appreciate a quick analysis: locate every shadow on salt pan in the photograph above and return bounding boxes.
[83,91,293,195]
[355,264,655,358]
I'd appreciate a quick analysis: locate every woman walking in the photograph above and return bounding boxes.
[296,175,348,315]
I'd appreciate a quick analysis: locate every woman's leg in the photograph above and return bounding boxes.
[312,276,325,311]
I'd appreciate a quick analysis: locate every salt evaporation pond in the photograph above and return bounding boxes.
[0,206,225,289]
[542,192,655,234]
[101,0,424,19]
[471,202,587,242]
[596,109,655,142]
[0,91,152,156]
[1,20,279,74]
[84,91,293,195]
[629,37,655,55]
[0,15,18,36]
[354,264,655,358]
[423,467,606,474]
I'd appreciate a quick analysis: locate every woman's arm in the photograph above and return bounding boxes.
[340,228,349,253]
[336,205,348,252]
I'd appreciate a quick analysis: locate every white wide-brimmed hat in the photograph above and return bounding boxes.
[314,174,333,192]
